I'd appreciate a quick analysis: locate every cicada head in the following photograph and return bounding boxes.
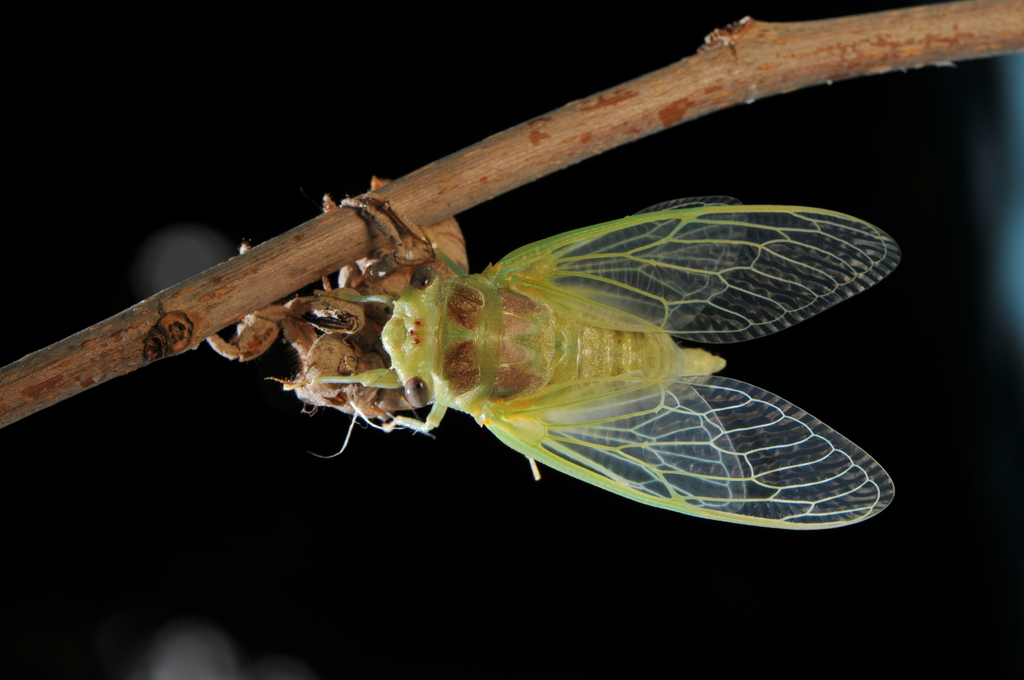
[380,267,444,405]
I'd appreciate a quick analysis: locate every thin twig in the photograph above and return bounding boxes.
[1,0,1021,428]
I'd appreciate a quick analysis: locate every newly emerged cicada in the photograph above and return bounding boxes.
[330,196,900,529]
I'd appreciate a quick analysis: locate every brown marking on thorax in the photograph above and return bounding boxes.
[443,340,479,396]
[447,283,484,330]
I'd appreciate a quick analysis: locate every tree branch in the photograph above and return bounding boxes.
[1,0,1020,428]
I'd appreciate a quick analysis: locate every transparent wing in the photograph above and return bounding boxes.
[486,374,893,529]
[494,200,900,343]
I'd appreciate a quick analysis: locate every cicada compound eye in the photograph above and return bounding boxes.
[404,376,432,408]
[409,266,437,291]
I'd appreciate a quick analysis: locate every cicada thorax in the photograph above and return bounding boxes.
[433,275,558,412]
[443,282,559,396]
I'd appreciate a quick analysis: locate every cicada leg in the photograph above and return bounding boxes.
[526,457,541,481]
[387,403,449,435]
[341,194,435,279]
[310,370,449,435]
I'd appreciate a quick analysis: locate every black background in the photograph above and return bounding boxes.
[6,2,1022,678]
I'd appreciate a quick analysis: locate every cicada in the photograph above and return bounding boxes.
[331,196,900,529]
